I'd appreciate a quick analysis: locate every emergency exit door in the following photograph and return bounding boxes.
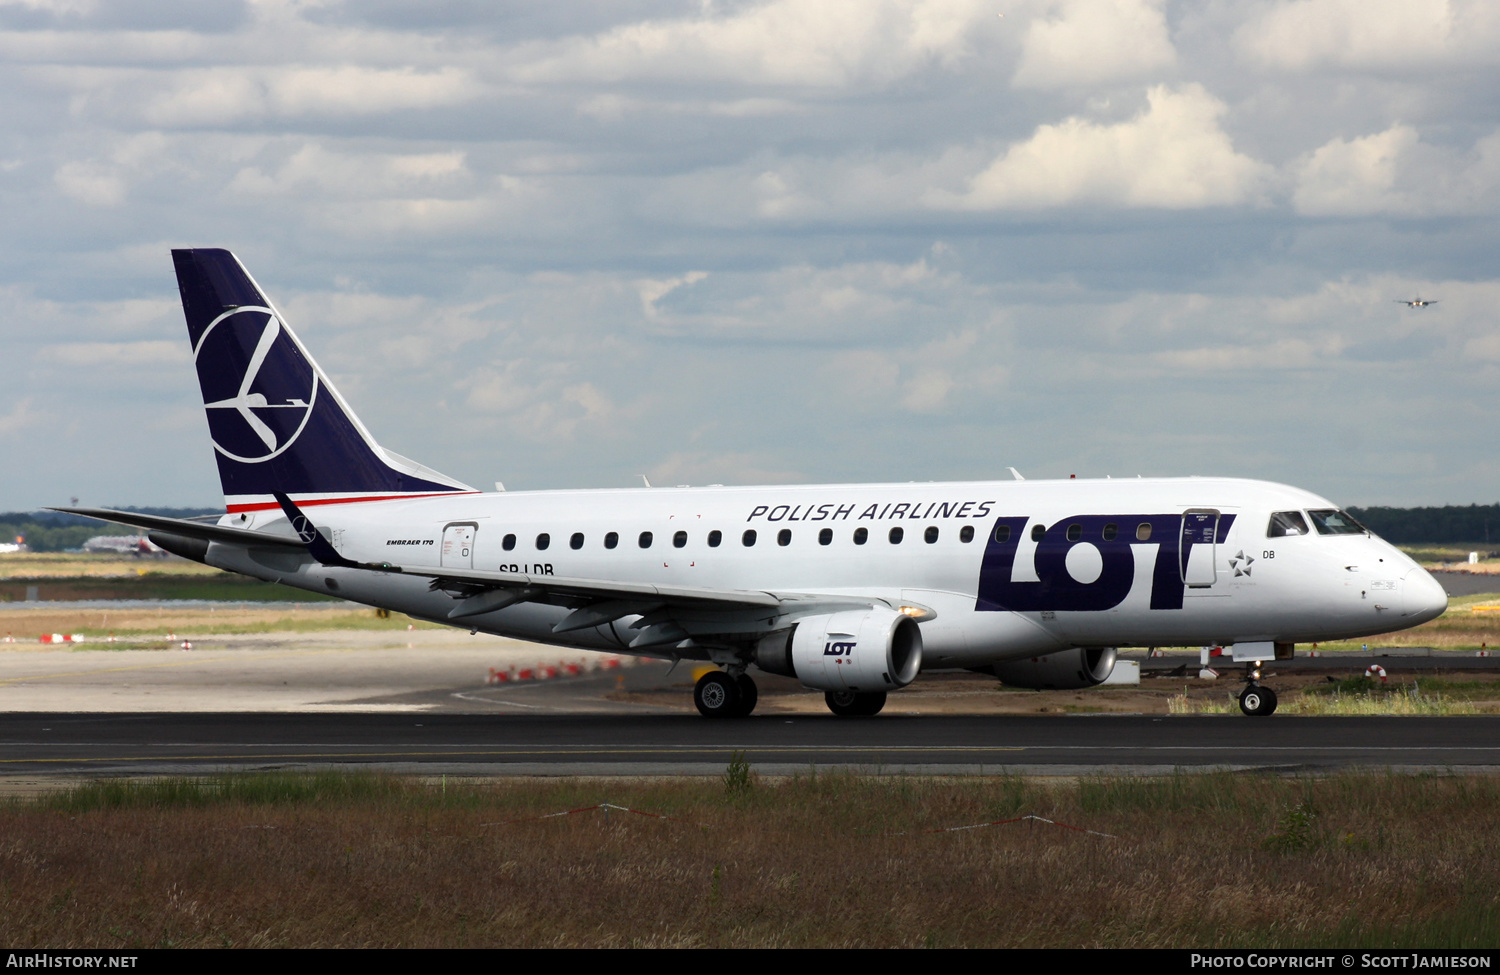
[441,522,477,568]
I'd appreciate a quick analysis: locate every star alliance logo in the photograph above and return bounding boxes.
[1228,550,1255,577]
[194,306,318,464]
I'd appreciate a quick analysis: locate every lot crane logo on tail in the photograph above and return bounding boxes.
[195,306,318,463]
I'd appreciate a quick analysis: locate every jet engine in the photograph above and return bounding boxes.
[754,607,923,693]
[990,647,1116,690]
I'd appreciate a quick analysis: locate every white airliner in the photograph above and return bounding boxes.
[63,249,1449,718]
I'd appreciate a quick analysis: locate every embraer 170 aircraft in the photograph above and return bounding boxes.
[63,250,1449,718]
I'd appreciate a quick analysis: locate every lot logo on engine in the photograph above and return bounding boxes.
[823,641,855,657]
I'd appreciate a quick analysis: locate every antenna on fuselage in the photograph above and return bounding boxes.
[639,474,653,488]
[1007,467,1025,481]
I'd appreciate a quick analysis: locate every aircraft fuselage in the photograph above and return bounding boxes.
[206,476,1447,669]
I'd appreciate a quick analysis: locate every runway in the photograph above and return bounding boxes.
[4,711,1499,778]
[3,605,1498,779]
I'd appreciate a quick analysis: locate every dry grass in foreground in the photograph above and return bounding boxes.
[1,770,1497,948]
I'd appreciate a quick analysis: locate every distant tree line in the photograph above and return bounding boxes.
[0,508,220,552]
[1345,504,1500,545]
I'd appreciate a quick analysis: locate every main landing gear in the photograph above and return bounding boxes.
[693,670,759,718]
[824,690,887,717]
[1238,661,1278,716]
[690,671,888,718]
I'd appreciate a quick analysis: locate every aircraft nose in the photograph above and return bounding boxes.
[1401,568,1448,624]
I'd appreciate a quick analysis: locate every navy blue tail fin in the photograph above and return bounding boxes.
[172,248,475,513]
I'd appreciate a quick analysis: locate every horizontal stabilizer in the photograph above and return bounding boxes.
[49,507,304,548]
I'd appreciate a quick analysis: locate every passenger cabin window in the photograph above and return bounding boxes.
[1066,524,1082,542]
[925,526,939,544]
[570,532,584,550]
[503,533,516,551]
[818,528,833,545]
[604,532,619,549]
[1307,509,1367,536]
[1267,511,1310,537]
[853,527,868,545]
[638,531,653,549]
[742,529,757,547]
[1031,524,1046,542]
[1102,524,1117,541]
[889,526,904,544]
[960,525,975,543]
[536,533,550,550]
[1136,523,1152,541]
[708,530,722,548]
[673,530,687,548]
[993,524,1010,543]
[778,529,791,546]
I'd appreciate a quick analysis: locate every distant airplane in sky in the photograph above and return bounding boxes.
[1395,296,1440,308]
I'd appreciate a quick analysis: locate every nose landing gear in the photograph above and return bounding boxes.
[1238,660,1278,716]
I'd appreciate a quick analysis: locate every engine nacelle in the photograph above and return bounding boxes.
[755,607,923,693]
[990,647,1117,690]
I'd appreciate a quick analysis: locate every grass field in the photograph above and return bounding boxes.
[0,604,444,645]
[0,553,336,603]
[1399,544,1500,569]
[1,770,1496,948]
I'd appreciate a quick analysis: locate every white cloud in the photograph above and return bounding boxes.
[459,365,617,443]
[646,451,806,486]
[1012,0,1176,89]
[900,367,956,412]
[0,397,40,438]
[142,66,479,126]
[51,131,196,208]
[53,160,126,206]
[635,257,964,342]
[1292,125,1500,216]
[1154,336,1345,371]
[575,94,801,120]
[509,0,994,88]
[1292,124,1416,216]
[636,271,708,320]
[228,144,471,198]
[38,340,187,367]
[943,84,1271,209]
[1236,0,1500,71]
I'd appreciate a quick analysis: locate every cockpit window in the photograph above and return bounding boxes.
[1307,509,1368,535]
[1267,511,1309,537]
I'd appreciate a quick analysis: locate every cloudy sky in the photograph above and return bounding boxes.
[1,0,1497,510]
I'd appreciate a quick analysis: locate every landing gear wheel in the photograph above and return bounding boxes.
[733,674,759,717]
[1239,684,1278,717]
[825,690,887,717]
[694,671,742,718]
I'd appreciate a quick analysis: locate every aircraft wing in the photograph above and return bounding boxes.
[401,562,881,648]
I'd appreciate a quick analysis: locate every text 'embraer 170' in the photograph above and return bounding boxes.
[61,250,1448,718]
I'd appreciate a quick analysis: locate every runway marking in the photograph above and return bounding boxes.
[449,691,550,709]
